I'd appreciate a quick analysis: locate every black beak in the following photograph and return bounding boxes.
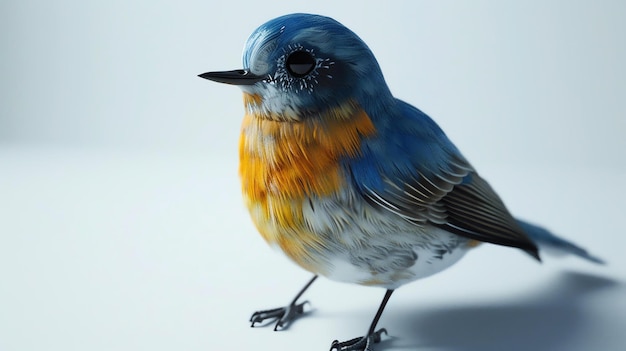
[198,69,265,85]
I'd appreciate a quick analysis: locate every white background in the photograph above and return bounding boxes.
[2,1,625,350]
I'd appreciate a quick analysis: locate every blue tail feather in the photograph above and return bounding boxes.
[517,219,605,265]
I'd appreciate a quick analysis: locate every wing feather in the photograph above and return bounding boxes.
[359,154,540,260]
[350,98,539,259]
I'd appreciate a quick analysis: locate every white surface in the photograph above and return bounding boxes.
[2,1,626,350]
[0,147,624,351]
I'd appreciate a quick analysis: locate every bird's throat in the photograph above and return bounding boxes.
[239,95,376,200]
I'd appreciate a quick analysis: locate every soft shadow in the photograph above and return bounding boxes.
[389,271,619,351]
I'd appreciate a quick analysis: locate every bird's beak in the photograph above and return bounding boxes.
[198,69,265,85]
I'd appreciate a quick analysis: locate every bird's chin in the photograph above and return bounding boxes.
[240,86,309,122]
[240,85,259,94]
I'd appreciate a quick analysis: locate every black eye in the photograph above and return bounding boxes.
[286,51,315,78]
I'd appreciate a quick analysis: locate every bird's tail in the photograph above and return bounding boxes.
[516,219,605,264]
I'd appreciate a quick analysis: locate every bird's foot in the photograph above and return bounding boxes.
[329,328,388,351]
[249,300,310,331]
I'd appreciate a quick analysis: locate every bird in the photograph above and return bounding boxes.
[199,13,603,351]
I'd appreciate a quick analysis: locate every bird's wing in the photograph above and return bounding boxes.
[350,100,540,259]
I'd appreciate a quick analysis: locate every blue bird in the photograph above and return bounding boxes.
[199,13,603,351]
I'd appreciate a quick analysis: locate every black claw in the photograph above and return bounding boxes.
[250,307,285,327]
[372,328,387,343]
[249,300,311,331]
[329,328,388,351]
[250,310,280,328]
[249,275,318,331]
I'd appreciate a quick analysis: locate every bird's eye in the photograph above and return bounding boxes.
[286,51,315,78]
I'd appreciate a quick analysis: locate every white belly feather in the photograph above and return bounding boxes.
[290,189,472,290]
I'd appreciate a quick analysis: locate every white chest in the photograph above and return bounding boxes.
[295,191,472,289]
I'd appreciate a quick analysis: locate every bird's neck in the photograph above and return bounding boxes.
[239,93,376,201]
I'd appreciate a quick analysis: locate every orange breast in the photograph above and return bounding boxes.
[239,93,376,270]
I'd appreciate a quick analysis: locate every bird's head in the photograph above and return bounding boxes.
[200,13,392,121]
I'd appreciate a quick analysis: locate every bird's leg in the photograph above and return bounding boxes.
[250,275,318,331]
[330,289,394,351]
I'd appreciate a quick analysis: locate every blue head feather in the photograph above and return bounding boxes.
[241,13,394,115]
